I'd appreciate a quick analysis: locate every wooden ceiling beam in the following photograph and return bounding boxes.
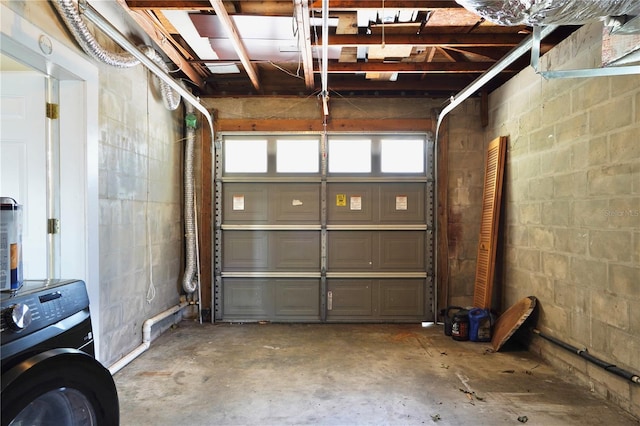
[310,1,461,9]
[126,0,461,9]
[294,0,315,89]
[217,118,434,132]
[116,0,205,87]
[126,1,212,10]
[319,61,517,73]
[208,0,261,91]
[321,33,528,47]
[444,46,512,61]
[325,77,474,92]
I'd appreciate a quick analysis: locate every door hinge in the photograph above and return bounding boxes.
[48,218,60,234]
[46,103,59,119]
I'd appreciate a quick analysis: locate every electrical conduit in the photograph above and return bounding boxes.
[532,329,640,385]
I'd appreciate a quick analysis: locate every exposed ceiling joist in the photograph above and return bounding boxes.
[115,0,205,87]
[208,0,261,91]
[321,33,530,47]
[126,0,462,9]
[319,62,518,73]
[310,1,461,9]
[126,1,293,12]
[294,0,315,89]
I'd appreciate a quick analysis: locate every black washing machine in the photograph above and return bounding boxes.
[1,279,119,426]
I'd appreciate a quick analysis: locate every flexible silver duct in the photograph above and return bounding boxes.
[51,0,139,68]
[182,102,198,294]
[139,46,181,111]
[52,0,180,110]
[455,0,640,26]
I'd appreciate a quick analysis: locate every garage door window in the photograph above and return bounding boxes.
[276,139,319,173]
[328,139,371,173]
[224,139,268,173]
[380,139,424,173]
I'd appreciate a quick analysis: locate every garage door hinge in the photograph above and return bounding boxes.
[48,218,60,234]
[46,103,59,119]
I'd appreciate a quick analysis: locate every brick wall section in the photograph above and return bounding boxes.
[486,22,640,417]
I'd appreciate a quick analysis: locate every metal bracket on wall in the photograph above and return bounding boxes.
[531,25,640,79]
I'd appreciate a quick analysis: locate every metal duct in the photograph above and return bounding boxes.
[51,0,139,68]
[52,0,180,111]
[182,102,198,294]
[77,2,213,133]
[139,46,181,111]
[455,0,640,26]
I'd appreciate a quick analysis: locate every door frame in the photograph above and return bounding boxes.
[1,5,101,361]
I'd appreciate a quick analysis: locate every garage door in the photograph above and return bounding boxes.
[214,134,434,322]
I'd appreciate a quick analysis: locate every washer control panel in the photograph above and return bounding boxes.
[0,280,90,343]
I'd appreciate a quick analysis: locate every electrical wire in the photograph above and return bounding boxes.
[291,2,302,78]
[145,82,156,304]
[268,61,305,80]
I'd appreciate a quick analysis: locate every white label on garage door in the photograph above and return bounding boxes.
[396,195,408,210]
[350,195,362,211]
[233,195,245,211]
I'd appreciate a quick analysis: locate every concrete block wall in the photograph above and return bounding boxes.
[3,1,187,367]
[444,99,486,307]
[485,22,640,417]
[98,58,183,366]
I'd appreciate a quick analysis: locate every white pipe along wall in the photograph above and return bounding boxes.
[109,302,189,375]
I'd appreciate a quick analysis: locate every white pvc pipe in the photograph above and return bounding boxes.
[108,302,188,375]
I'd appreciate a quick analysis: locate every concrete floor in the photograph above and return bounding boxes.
[114,321,639,425]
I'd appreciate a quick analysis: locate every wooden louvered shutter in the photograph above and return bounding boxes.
[473,136,507,309]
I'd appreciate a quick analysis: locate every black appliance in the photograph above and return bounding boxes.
[1,279,119,425]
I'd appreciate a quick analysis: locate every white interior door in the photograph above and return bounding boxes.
[0,72,48,279]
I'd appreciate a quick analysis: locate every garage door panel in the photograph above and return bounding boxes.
[379,183,425,223]
[271,232,320,270]
[327,231,373,270]
[379,280,424,316]
[223,279,271,316]
[378,232,425,270]
[327,280,373,317]
[274,280,320,318]
[327,184,374,223]
[223,231,269,270]
[223,184,268,223]
[272,184,321,223]
[217,134,434,323]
